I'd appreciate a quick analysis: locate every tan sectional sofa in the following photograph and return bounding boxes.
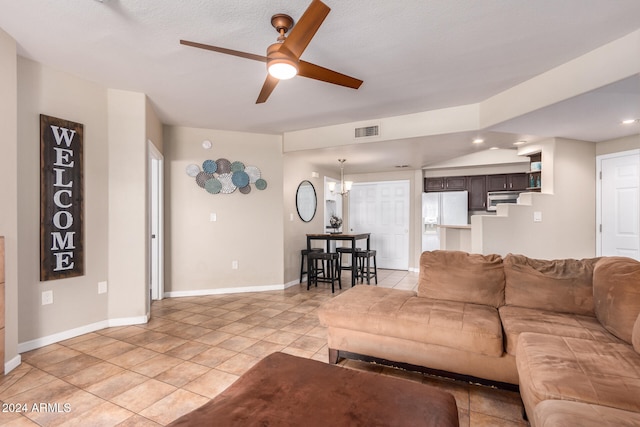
[317,250,640,426]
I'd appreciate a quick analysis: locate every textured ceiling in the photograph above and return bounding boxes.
[1,0,639,172]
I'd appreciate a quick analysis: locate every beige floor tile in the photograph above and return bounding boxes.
[63,361,124,389]
[90,340,139,361]
[110,379,177,413]
[215,353,261,376]
[182,368,239,399]
[20,346,82,369]
[216,321,254,334]
[238,325,279,339]
[194,330,233,346]
[107,347,159,369]
[217,335,259,352]
[58,400,134,427]
[139,389,210,425]
[469,386,525,423]
[189,346,237,368]
[38,353,102,378]
[469,411,529,427]
[0,368,58,400]
[142,334,188,353]
[115,414,163,427]
[165,341,211,360]
[130,354,183,377]
[288,335,326,353]
[241,340,285,358]
[22,388,104,426]
[97,325,146,340]
[63,335,120,353]
[154,361,211,388]
[263,330,301,346]
[85,370,147,400]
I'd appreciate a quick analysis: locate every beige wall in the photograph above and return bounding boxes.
[282,156,336,284]
[107,89,151,320]
[472,138,596,259]
[164,126,284,293]
[16,58,110,343]
[596,134,640,156]
[0,28,19,369]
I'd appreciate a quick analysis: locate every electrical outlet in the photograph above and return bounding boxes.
[42,290,53,305]
[98,281,108,294]
[232,260,239,269]
[210,212,217,222]
[533,211,542,222]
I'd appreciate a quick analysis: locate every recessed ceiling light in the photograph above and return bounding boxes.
[472,138,484,144]
[621,119,639,125]
[489,147,499,150]
[395,164,409,168]
[513,140,527,146]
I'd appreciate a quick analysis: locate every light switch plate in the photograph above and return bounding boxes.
[210,213,217,222]
[533,211,542,222]
[42,290,53,305]
[98,281,108,294]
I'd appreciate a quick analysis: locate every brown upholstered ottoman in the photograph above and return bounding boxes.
[168,352,459,426]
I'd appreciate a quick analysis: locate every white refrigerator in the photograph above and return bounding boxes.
[422,191,468,252]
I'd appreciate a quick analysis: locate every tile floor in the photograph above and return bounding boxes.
[0,269,529,426]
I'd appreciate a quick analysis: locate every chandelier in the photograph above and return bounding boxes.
[328,159,353,196]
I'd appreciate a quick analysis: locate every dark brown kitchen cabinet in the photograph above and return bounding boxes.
[486,173,528,191]
[424,176,466,192]
[467,175,486,210]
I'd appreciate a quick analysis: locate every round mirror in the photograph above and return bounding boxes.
[296,180,317,222]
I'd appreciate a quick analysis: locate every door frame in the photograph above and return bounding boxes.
[596,148,639,257]
[148,140,164,304]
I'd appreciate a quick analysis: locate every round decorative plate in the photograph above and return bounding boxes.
[218,173,237,194]
[255,178,268,190]
[232,171,250,188]
[245,166,261,183]
[202,159,217,174]
[230,161,245,172]
[196,172,215,188]
[204,178,222,194]
[239,185,251,194]
[186,164,200,177]
[216,158,232,174]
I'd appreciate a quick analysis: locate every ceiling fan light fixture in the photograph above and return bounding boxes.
[268,60,298,80]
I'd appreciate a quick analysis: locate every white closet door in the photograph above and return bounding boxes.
[598,150,640,259]
[349,181,410,270]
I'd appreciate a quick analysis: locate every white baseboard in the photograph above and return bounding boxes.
[5,355,22,374]
[165,283,287,298]
[409,267,420,273]
[17,315,149,354]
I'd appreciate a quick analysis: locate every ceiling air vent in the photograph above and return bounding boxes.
[354,125,379,139]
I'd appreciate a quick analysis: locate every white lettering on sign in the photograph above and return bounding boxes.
[49,124,77,272]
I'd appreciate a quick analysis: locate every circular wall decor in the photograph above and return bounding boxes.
[232,171,250,188]
[204,178,222,194]
[216,158,232,174]
[202,139,212,149]
[255,178,268,190]
[186,164,200,177]
[202,159,217,174]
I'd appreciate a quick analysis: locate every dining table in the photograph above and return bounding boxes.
[306,232,371,288]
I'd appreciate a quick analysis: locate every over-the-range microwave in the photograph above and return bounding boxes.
[486,191,522,211]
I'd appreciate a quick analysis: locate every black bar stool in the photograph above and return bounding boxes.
[307,251,341,293]
[300,248,324,283]
[336,246,361,272]
[355,249,378,285]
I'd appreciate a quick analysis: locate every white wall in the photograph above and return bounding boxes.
[0,28,19,370]
[472,138,596,259]
[16,58,110,344]
[164,126,284,294]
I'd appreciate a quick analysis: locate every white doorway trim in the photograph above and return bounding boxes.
[148,141,164,305]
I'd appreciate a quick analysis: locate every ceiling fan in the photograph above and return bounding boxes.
[180,0,363,104]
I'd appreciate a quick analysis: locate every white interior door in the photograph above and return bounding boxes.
[349,181,410,270]
[149,141,164,302]
[597,150,640,259]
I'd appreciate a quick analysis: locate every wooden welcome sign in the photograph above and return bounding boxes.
[40,114,84,281]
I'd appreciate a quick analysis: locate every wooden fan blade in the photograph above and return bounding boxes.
[180,39,267,62]
[282,0,330,59]
[298,61,363,89]
[256,74,280,104]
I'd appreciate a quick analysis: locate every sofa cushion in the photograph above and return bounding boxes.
[593,256,640,344]
[418,250,505,308]
[516,332,640,415]
[499,305,621,356]
[503,254,598,316]
[533,400,640,427]
[318,285,504,357]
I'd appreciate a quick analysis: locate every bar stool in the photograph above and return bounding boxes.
[336,246,361,272]
[300,248,324,284]
[307,251,341,293]
[355,249,378,285]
